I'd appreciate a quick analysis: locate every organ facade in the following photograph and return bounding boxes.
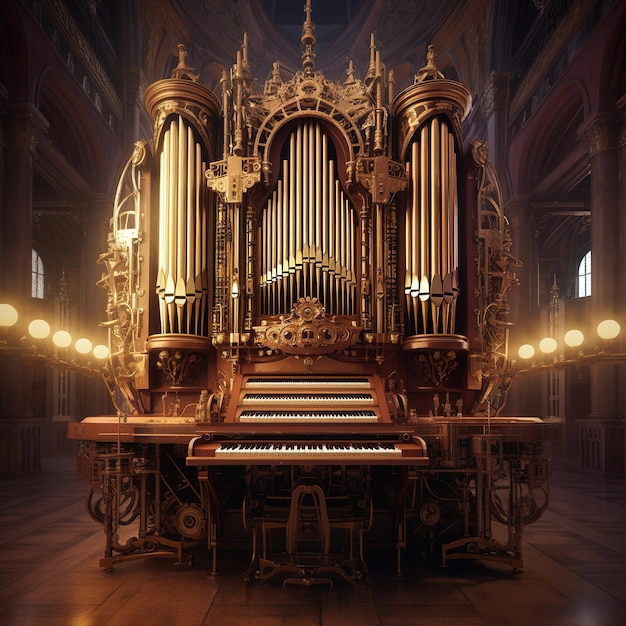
[68,2,557,583]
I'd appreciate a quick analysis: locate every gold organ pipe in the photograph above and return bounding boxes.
[419,124,429,333]
[175,116,187,332]
[343,199,348,317]
[232,202,240,332]
[309,121,316,265]
[276,181,283,308]
[194,144,203,335]
[410,141,420,333]
[405,194,412,332]
[259,208,266,312]
[328,160,336,313]
[271,186,278,312]
[289,135,296,275]
[302,121,309,266]
[157,133,168,331]
[282,160,290,312]
[295,126,303,271]
[337,181,345,313]
[430,117,440,285]
[321,132,329,307]
[314,124,322,301]
[271,188,277,285]
[441,122,449,281]
[185,125,195,334]
[256,121,360,316]
[450,134,459,273]
[166,119,178,332]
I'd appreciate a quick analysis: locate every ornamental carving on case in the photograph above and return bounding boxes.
[412,349,460,386]
[156,349,205,386]
[253,297,361,355]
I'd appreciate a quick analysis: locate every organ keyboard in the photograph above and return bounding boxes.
[239,410,379,423]
[187,425,429,466]
[227,375,392,423]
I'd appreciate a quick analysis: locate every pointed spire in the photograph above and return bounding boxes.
[171,44,198,82]
[414,44,444,83]
[301,0,316,73]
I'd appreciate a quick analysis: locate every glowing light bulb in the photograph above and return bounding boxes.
[539,337,557,354]
[52,330,72,348]
[28,319,51,340]
[518,344,535,360]
[597,319,620,340]
[74,338,93,354]
[563,329,584,347]
[93,344,109,359]
[0,303,18,327]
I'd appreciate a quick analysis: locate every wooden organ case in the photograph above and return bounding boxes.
[69,5,558,584]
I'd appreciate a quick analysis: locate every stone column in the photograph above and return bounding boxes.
[0,105,47,420]
[1,104,47,302]
[584,113,620,421]
[576,112,624,473]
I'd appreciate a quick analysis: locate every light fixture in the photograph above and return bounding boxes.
[52,330,72,348]
[563,329,584,347]
[28,319,51,340]
[93,344,110,359]
[597,319,620,340]
[518,344,535,360]
[0,303,18,327]
[1,304,108,374]
[74,337,93,354]
[538,337,557,354]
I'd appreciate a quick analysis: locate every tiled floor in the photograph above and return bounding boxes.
[1,454,625,625]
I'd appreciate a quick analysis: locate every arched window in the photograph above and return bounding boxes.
[32,250,45,299]
[577,250,591,297]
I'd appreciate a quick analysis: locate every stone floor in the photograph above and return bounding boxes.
[1,453,625,625]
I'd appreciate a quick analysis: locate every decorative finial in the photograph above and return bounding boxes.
[171,44,198,82]
[414,44,444,83]
[301,0,316,73]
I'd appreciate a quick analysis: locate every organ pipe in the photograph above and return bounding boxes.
[155,115,209,335]
[402,116,459,336]
[259,120,357,316]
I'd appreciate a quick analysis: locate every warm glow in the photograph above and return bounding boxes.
[0,303,18,327]
[564,329,584,347]
[52,330,72,348]
[539,337,557,354]
[93,344,110,359]
[74,338,93,354]
[518,344,535,359]
[28,319,51,340]
[597,319,620,340]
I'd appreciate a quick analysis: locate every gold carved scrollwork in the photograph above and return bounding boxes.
[206,155,262,203]
[253,297,361,355]
[355,155,408,204]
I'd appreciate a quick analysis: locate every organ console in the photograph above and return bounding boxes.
[68,1,558,584]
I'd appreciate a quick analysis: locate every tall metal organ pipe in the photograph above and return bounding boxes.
[259,120,357,316]
[156,115,209,335]
[403,116,459,336]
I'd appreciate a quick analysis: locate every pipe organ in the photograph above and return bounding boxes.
[259,121,357,316]
[69,3,557,584]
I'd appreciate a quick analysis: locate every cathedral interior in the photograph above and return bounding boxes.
[0,1,625,624]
